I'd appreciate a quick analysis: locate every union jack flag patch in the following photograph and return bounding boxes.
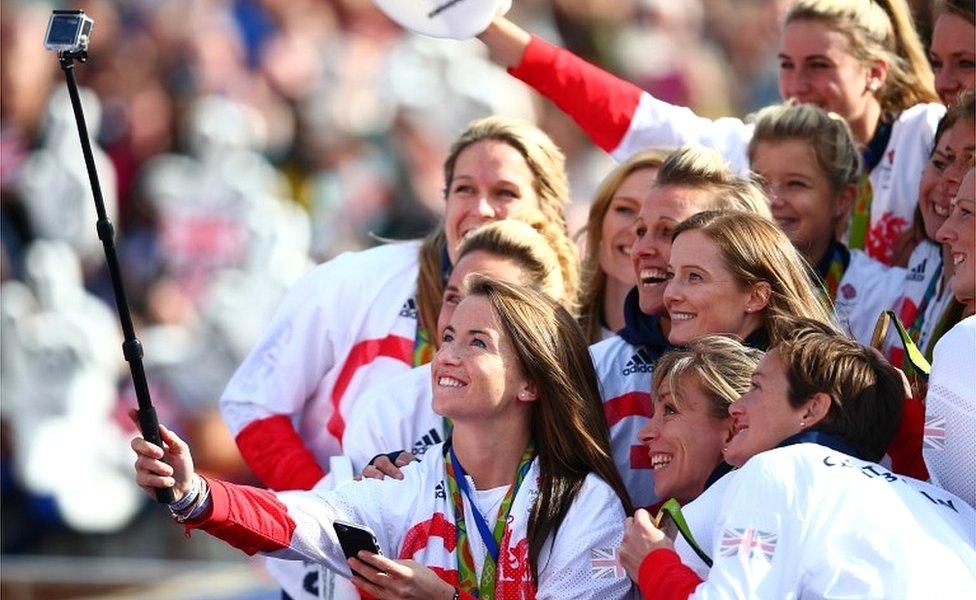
[589,547,624,579]
[924,416,947,450]
[719,527,777,561]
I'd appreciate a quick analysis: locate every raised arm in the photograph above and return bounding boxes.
[478,16,753,170]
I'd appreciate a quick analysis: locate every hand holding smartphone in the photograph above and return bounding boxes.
[333,520,383,577]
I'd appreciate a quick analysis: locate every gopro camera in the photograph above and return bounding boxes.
[44,10,94,53]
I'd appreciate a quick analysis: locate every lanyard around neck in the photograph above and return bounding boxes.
[444,442,535,599]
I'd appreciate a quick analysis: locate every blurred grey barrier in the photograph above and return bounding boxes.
[0,555,278,600]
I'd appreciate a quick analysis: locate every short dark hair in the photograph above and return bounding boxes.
[775,319,903,461]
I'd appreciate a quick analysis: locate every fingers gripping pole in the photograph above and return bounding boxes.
[59,53,174,504]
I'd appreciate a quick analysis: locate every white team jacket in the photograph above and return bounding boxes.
[196,444,634,599]
[220,240,422,489]
[925,315,976,510]
[672,443,976,597]
[342,363,440,472]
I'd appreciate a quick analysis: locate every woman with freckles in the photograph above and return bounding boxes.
[133,277,634,599]
[619,319,976,599]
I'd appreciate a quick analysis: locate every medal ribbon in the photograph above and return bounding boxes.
[848,118,894,254]
[819,243,848,307]
[444,442,535,599]
[906,262,943,342]
[412,324,434,367]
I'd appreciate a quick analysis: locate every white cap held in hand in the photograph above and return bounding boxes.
[372,0,511,40]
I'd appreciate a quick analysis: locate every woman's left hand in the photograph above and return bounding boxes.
[348,551,456,600]
[618,508,675,581]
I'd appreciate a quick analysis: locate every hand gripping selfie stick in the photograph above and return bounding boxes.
[45,10,174,504]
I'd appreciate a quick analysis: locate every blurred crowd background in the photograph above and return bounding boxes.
[0,0,941,597]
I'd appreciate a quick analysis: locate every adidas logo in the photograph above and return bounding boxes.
[622,348,654,376]
[411,428,443,456]
[907,258,927,282]
[399,297,419,319]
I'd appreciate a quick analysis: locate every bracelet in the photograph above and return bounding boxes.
[168,475,201,512]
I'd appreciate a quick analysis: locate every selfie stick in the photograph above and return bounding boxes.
[54,25,175,504]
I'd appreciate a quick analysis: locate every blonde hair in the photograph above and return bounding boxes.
[578,148,670,342]
[416,116,572,341]
[465,276,631,580]
[652,335,764,420]
[672,210,839,345]
[748,102,862,194]
[786,0,939,112]
[458,216,575,311]
[656,145,773,218]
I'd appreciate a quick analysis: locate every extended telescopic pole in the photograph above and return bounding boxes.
[58,50,174,504]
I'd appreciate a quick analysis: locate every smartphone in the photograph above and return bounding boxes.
[333,520,382,560]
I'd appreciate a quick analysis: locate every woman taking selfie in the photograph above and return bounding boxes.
[619,319,976,598]
[135,278,633,599]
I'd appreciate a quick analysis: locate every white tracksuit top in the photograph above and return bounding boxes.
[195,444,635,599]
[672,443,976,598]
[219,241,422,491]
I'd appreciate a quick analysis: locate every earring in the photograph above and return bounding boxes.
[800,421,806,430]
[869,80,880,92]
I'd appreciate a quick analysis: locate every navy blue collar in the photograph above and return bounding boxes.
[703,461,733,490]
[617,287,670,359]
[862,116,895,172]
[777,428,857,457]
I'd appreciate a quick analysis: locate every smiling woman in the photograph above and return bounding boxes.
[578,148,670,342]
[664,210,836,347]
[133,277,635,599]
[638,336,763,504]
[619,319,976,599]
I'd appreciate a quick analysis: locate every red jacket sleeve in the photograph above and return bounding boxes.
[509,35,643,154]
[638,548,703,600]
[886,396,928,480]
[187,477,297,555]
[235,415,326,491]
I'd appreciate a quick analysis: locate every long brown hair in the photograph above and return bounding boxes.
[416,117,573,341]
[466,276,632,581]
[578,148,670,342]
[786,0,939,113]
[672,210,839,345]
